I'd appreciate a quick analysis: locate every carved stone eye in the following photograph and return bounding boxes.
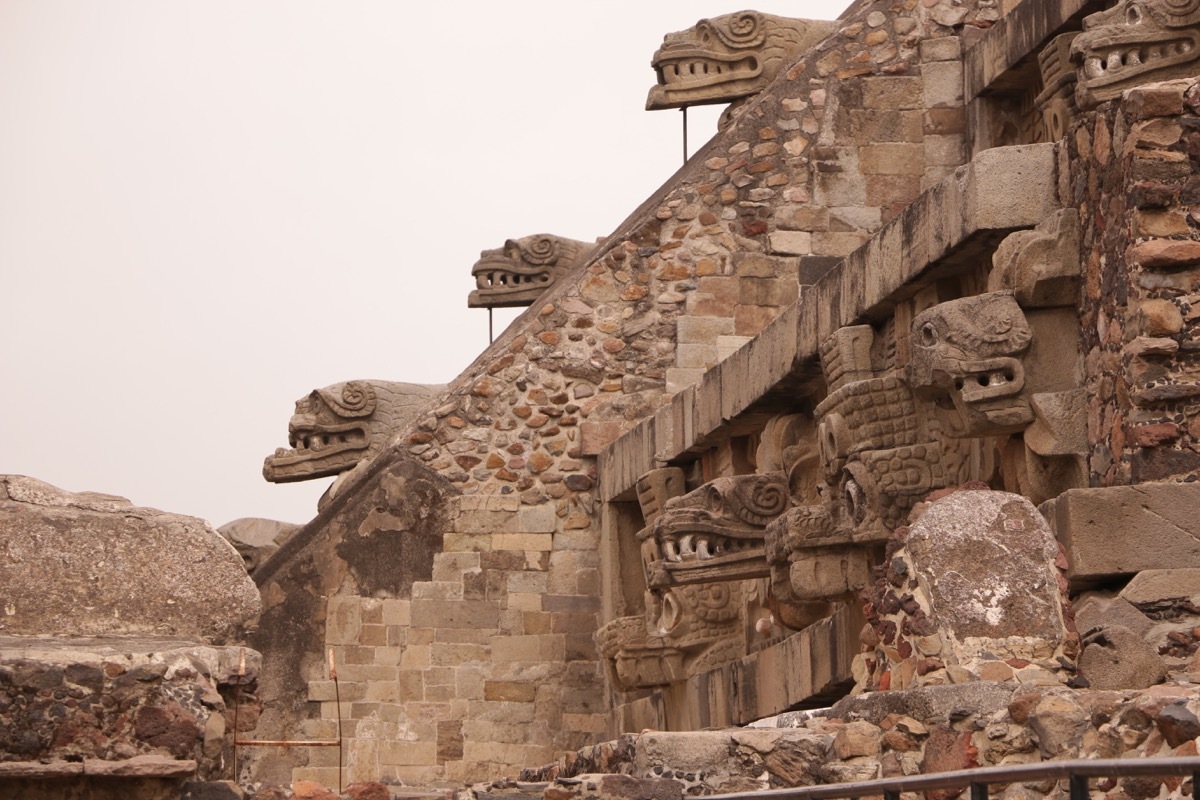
[920,322,938,346]
[1127,3,1143,24]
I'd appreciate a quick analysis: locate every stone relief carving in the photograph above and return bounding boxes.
[599,466,760,690]
[263,380,443,483]
[1072,0,1200,109]
[646,11,834,116]
[907,281,1087,505]
[907,292,1036,438]
[468,234,597,309]
[1037,32,1080,143]
[642,472,787,589]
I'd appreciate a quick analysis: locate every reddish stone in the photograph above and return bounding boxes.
[1128,239,1200,269]
[526,414,550,428]
[539,331,561,345]
[528,451,554,473]
[921,728,978,800]
[454,455,481,470]
[1128,84,1186,119]
[485,453,505,469]
[602,338,626,354]
[495,468,518,482]
[290,782,337,800]
[513,405,533,419]
[1129,422,1181,447]
[344,783,391,800]
[486,354,515,375]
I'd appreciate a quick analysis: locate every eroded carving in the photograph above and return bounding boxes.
[1037,32,1080,142]
[908,292,1035,438]
[468,234,597,309]
[1071,0,1200,109]
[642,472,787,589]
[646,11,834,112]
[988,210,1082,308]
[263,380,443,483]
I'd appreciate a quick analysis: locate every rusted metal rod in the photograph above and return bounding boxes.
[231,646,345,793]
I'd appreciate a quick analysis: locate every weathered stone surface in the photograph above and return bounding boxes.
[1047,483,1200,583]
[1072,593,1154,638]
[1120,569,1200,610]
[1078,625,1167,690]
[0,637,252,780]
[218,517,301,574]
[0,476,259,643]
[904,491,1066,655]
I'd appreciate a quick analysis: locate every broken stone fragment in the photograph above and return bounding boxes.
[1077,625,1167,690]
[0,475,259,643]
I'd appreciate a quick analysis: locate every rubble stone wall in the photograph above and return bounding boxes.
[1076,77,1200,486]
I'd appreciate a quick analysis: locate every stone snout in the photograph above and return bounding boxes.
[468,234,595,309]
[646,11,835,111]
[908,292,1035,438]
[641,472,787,589]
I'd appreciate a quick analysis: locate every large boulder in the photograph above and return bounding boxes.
[0,476,260,643]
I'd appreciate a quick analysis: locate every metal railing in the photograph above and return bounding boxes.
[704,756,1200,800]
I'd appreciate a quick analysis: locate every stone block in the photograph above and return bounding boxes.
[326,596,363,645]
[666,367,706,393]
[920,36,961,62]
[454,508,517,535]
[491,533,553,552]
[814,166,867,207]
[1078,625,1167,690]
[490,634,564,662]
[677,315,735,343]
[676,342,717,369]
[410,599,501,629]
[768,230,813,255]
[733,252,790,277]
[740,277,799,306]
[924,134,967,167]
[580,420,633,456]
[1072,593,1153,637]
[1047,483,1200,583]
[905,491,1066,658]
[458,494,520,513]
[922,61,964,107]
[812,231,869,257]
[517,504,558,533]
[381,599,411,626]
[862,76,924,109]
[377,741,437,766]
[859,143,924,175]
[717,335,752,360]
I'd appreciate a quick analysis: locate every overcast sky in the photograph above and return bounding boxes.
[1,1,849,527]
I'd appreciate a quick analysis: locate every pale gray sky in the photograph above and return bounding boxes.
[1,1,848,527]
